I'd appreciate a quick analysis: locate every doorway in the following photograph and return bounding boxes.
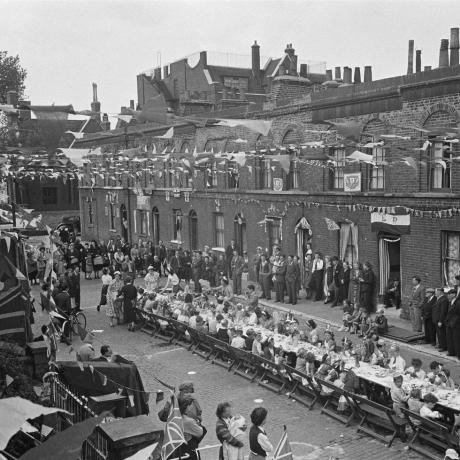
[378,234,401,295]
[120,204,129,242]
[234,213,247,254]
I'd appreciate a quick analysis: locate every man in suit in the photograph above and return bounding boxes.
[93,345,113,362]
[274,254,287,303]
[445,289,460,358]
[433,287,449,351]
[192,252,205,293]
[155,241,167,275]
[409,275,425,332]
[421,287,437,345]
[231,250,244,295]
[285,255,300,305]
[331,256,344,307]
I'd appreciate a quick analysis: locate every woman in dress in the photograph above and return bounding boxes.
[106,271,124,327]
[248,407,273,460]
[323,256,333,303]
[359,262,376,313]
[349,261,362,307]
[97,267,112,312]
[92,241,104,279]
[303,253,313,299]
[258,254,271,300]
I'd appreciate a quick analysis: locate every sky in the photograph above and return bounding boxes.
[2,0,460,115]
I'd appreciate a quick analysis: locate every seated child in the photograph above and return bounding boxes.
[373,308,389,335]
[223,415,247,460]
[420,393,442,420]
[405,358,426,380]
[438,368,455,389]
[407,388,424,415]
[339,300,354,332]
[143,293,156,312]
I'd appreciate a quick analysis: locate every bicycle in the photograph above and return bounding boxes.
[49,308,87,343]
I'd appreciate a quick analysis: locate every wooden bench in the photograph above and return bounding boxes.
[206,336,234,370]
[314,377,356,426]
[227,347,259,382]
[186,327,213,360]
[253,356,289,394]
[401,407,459,459]
[166,317,189,346]
[284,366,321,410]
[350,393,406,447]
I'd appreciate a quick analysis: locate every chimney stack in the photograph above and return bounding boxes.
[130,100,135,110]
[300,63,308,77]
[450,27,459,66]
[424,65,432,71]
[343,67,352,84]
[101,113,111,131]
[163,65,169,78]
[416,50,422,72]
[407,40,414,75]
[200,51,207,67]
[153,67,161,80]
[326,69,333,81]
[363,66,372,82]
[251,41,261,80]
[6,90,18,107]
[439,39,449,67]
[90,82,101,116]
[353,67,361,83]
[334,66,342,80]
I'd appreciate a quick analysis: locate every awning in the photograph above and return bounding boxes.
[294,217,312,234]
[371,212,410,235]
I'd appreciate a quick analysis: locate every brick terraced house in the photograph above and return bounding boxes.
[76,32,460,316]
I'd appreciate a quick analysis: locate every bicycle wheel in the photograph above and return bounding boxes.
[72,311,87,335]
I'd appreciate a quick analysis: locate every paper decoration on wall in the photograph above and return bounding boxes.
[324,217,340,231]
[215,118,272,136]
[348,150,374,163]
[165,191,170,202]
[344,173,362,192]
[272,177,283,192]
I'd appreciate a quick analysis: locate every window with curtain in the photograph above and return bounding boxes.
[442,231,460,285]
[370,146,385,190]
[332,148,345,189]
[431,142,452,189]
[339,222,358,264]
[152,207,160,245]
[138,210,147,235]
[214,213,225,247]
[263,159,272,189]
[173,209,183,242]
[109,203,115,230]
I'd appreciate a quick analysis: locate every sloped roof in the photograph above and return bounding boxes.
[207,65,253,81]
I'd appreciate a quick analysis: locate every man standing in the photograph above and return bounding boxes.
[231,250,244,296]
[225,240,238,278]
[331,256,343,307]
[119,276,138,330]
[155,240,167,276]
[445,289,460,358]
[252,247,262,285]
[409,275,425,332]
[192,252,205,293]
[421,287,437,345]
[310,252,324,301]
[274,254,287,303]
[54,284,72,344]
[285,255,299,305]
[433,287,448,351]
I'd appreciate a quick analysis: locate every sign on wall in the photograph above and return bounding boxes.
[344,173,362,192]
[273,178,283,192]
[371,212,411,234]
[137,195,150,210]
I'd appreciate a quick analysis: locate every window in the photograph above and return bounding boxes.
[370,146,385,190]
[167,161,176,188]
[173,209,182,242]
[227,163,239,189]
[205,162,217,188]
[109,203,115,230]
[88,200,94,225]
[139,210,147,235]
[331,148,345,189]
[430,141,452,189]
[214,213,225,247]
[42,187,57,205]
[152,207,160,245]
[287,160,299,190]
[442,231,460,285]
[262,159,272,189]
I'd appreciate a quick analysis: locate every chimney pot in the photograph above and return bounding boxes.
[6,91,18,107]
[407,40,414,75]
[353,67,361,84]
[343,67,352,84]
[334,66,342,80]
[450,28,459,66]
[363,66,372,82]
[439,39,449,68]
[326,69,333,81]
[416,50,422,72]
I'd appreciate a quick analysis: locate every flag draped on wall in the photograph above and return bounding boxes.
[161,393,185,460]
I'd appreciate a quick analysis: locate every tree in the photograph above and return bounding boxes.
[0,51,27,104]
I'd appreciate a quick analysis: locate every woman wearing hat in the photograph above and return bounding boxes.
[107,271,124,327]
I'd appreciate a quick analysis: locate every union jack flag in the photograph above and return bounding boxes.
[161,393,186,460]
[273,426,294,460]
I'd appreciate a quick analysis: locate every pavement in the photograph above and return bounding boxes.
[29,277,447,459]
